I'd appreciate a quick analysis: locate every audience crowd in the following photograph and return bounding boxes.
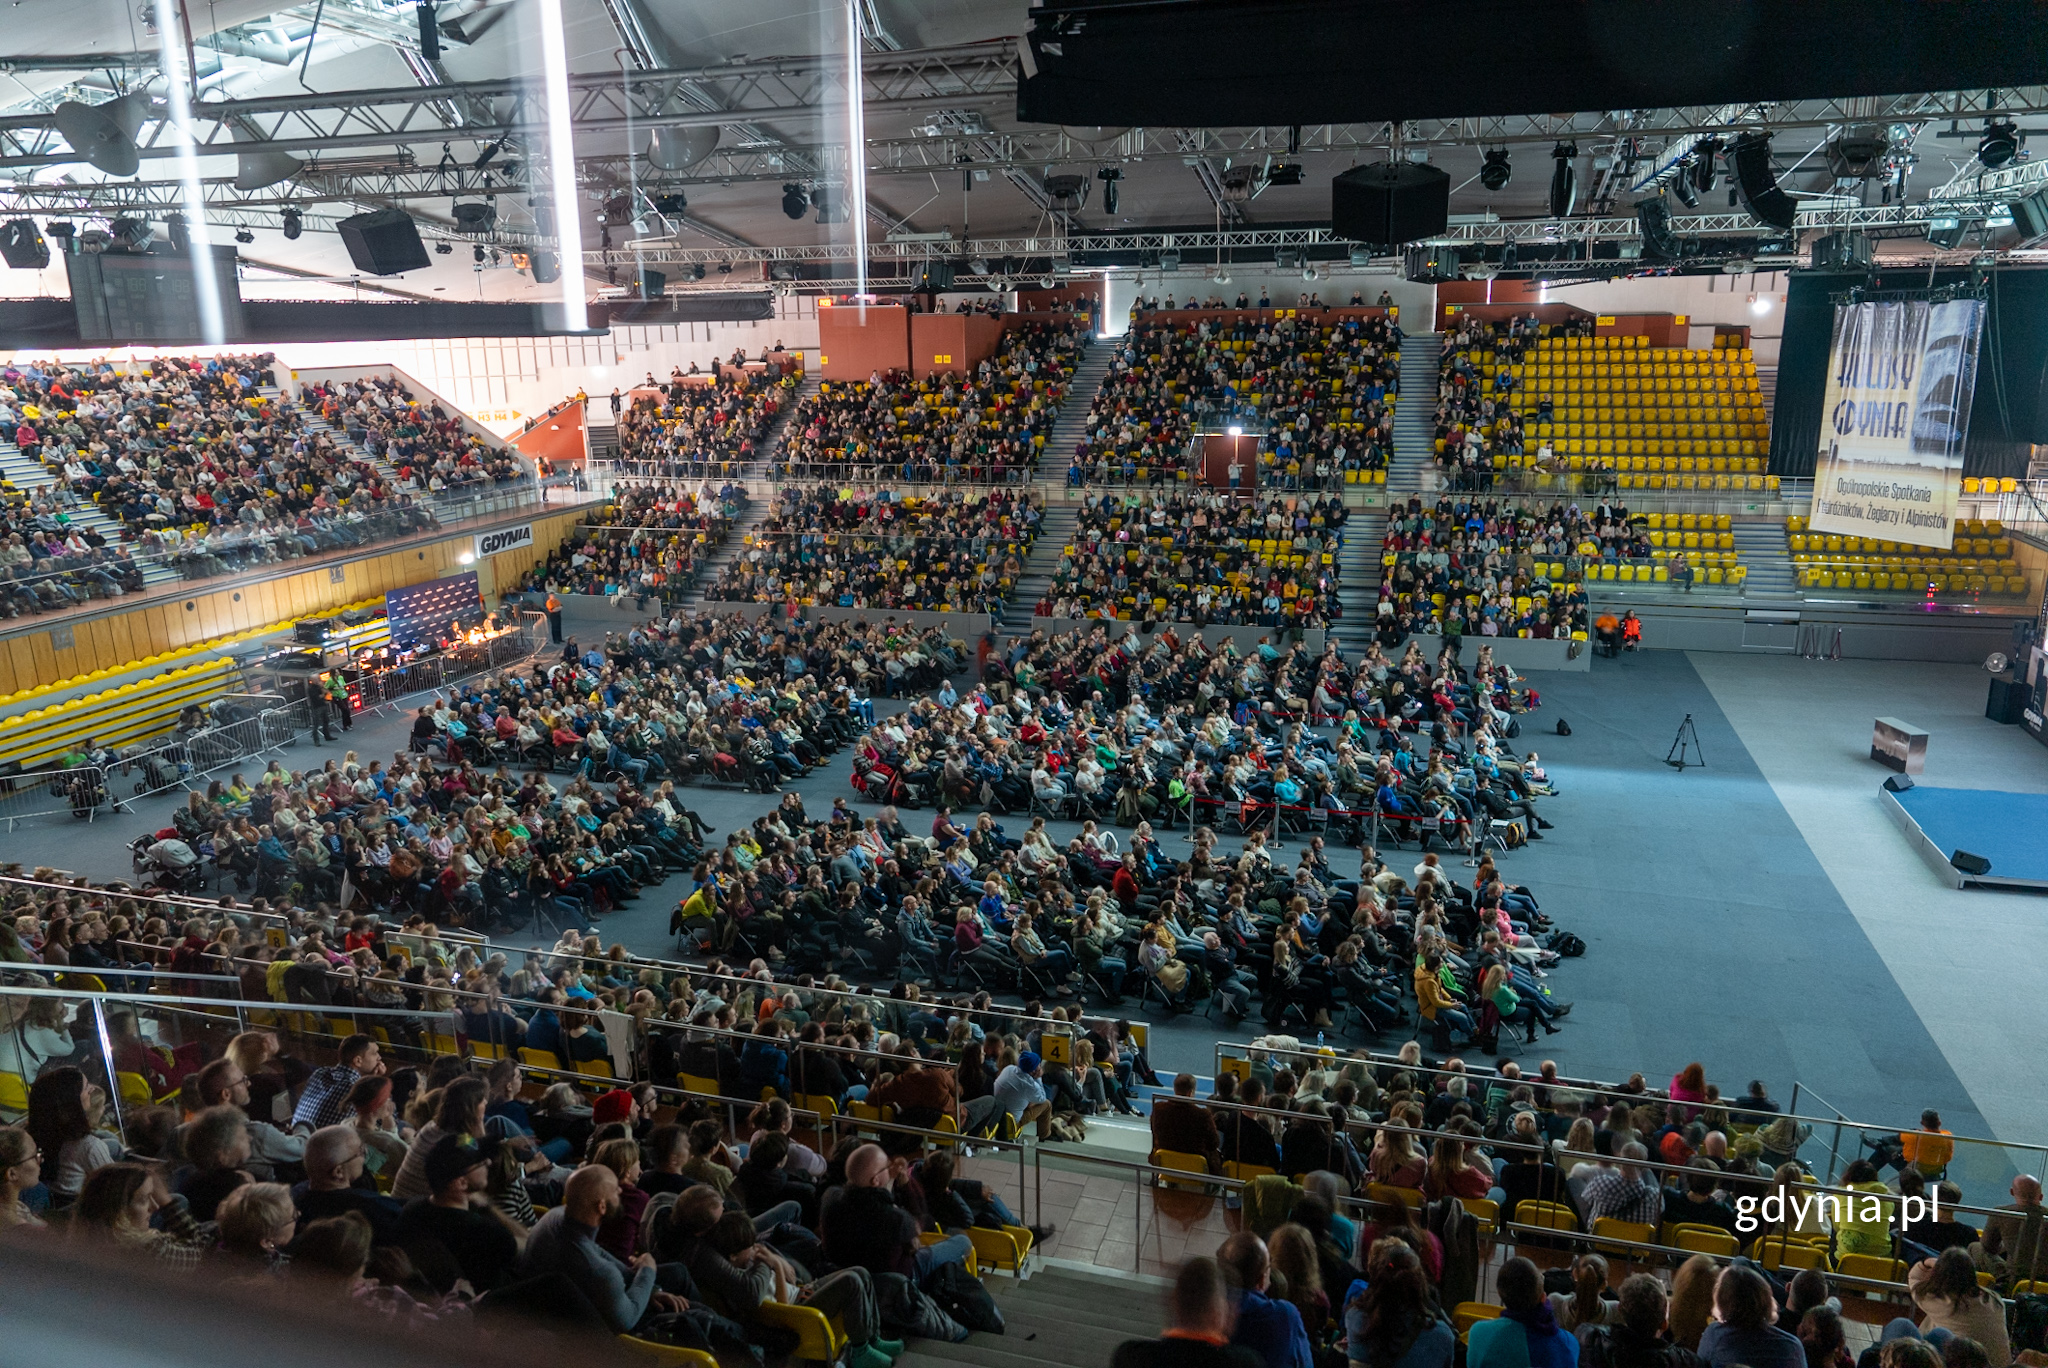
[0,354,535,615]
[526,482,746,602]
[1032,491,1349,628]
[706,488,1039,615]
[614,369,795,480]
[1374,497,1615,641]
[772,321,1087,485]
[1067,312,1399,488]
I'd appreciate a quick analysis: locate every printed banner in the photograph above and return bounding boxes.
[1811,298,1985,550]
[474,523,535,558]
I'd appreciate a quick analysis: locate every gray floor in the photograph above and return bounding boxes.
[19,641,2048,1206]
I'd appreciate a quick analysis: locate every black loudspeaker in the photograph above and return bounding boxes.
[1730,132,1798,231]
[336,208,432,275]
[1882,774,1914,793]
[2011,189,2048,243]
[1950,849,1992,876]
[1987,674,2026,724]
[528,249,561,284]
[1332,163,1450,247]
[1637,199,1682,261]
[915,261,956,292]
[638,268,666,298]
[0,219,48,270]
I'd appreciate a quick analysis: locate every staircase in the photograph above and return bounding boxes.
[1007,504,1079,616]
[667,499,775,611]
[1328,513,1382,654]
[750,374,819,480]
[1731,517,1802,602]
[586,405,620,464]
[1383,332,1442,508]
[0,441,179,588]
[1041,343,1114,476]
[901,1264,1154,1368]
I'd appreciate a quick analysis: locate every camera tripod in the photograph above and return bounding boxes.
[1665,713,1705,770]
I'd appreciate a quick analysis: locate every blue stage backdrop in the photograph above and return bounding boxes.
[384,572,483,649]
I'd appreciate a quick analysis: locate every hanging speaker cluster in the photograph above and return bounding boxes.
[1636,198,1685,261]
[1730,131,1798,231]
[1548,143,1577,218]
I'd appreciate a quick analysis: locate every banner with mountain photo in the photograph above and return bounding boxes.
[1809,297,1985,550]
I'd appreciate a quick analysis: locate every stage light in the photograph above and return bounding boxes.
[233,228,254,244]
[434,241,453,254]
[1098,167,1121,214]
[1672,169,1698,209]
[781,184,810,219]
[1979,119,2020,169]
[1749,293,1772,315]
[280,207,302,239]
[1227,425,1242,436]
[1480,148,1512,191]
[537,0,587,331]
[1690,139,1719,193]
[473,244,486,263]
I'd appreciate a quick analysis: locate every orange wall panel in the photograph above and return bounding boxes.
[818,304,911,380]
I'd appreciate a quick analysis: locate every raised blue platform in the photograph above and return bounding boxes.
[1883,784,2048,891]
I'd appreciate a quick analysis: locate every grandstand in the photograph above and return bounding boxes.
[10,6,2048,1365]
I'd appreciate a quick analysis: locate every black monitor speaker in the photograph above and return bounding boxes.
[638,268,666,298]
[1950,849,1992,876]
[336,208,432,275]
[1332,163,1450,247]
[2010,189,2048,242]
[1881,774,1914,793]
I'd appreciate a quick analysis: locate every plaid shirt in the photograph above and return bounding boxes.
[1580,1172,1663,1228]
[290,1063,361,1131]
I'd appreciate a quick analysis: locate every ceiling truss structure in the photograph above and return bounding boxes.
[3,43,2048,273]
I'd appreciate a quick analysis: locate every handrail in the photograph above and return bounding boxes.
[1213,1036,2048,1166]
[0,873,1094,1037]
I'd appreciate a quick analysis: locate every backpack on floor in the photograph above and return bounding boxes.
[1555,719,1572,736]
[1548,931,1587,957]
[927,1260,1004,1335]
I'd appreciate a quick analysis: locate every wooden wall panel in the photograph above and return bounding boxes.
[0,511,589,698]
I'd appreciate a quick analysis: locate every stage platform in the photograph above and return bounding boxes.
[1882,783,2048,891]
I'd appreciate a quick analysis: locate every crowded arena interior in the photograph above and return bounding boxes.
[4,4,2048,1368]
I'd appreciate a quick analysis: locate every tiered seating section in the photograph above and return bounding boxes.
[615,368,794,477]
[1035,491,1346,625]
[535,483,742,598]
[773,319,1086,483]
[1377,497,1599,639]
[707,487,1036,613]
[1444,330,1777,495]
[1786,516,2032,598]
[1073,310,1396,487]
[300,376,524,491]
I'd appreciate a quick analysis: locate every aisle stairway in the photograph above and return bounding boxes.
[900,1264,1156,1368]
[0,441,180,588]
[1040,343,1113,476]
[1384,332,1441,507]
[666,499,773,611]
[1328,513,1383,654]
[1731,517,1803,602]
[1007,505,1079,616]
[749,374,819,479]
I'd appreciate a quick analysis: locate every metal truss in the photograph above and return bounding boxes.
[0,41,1019,170]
